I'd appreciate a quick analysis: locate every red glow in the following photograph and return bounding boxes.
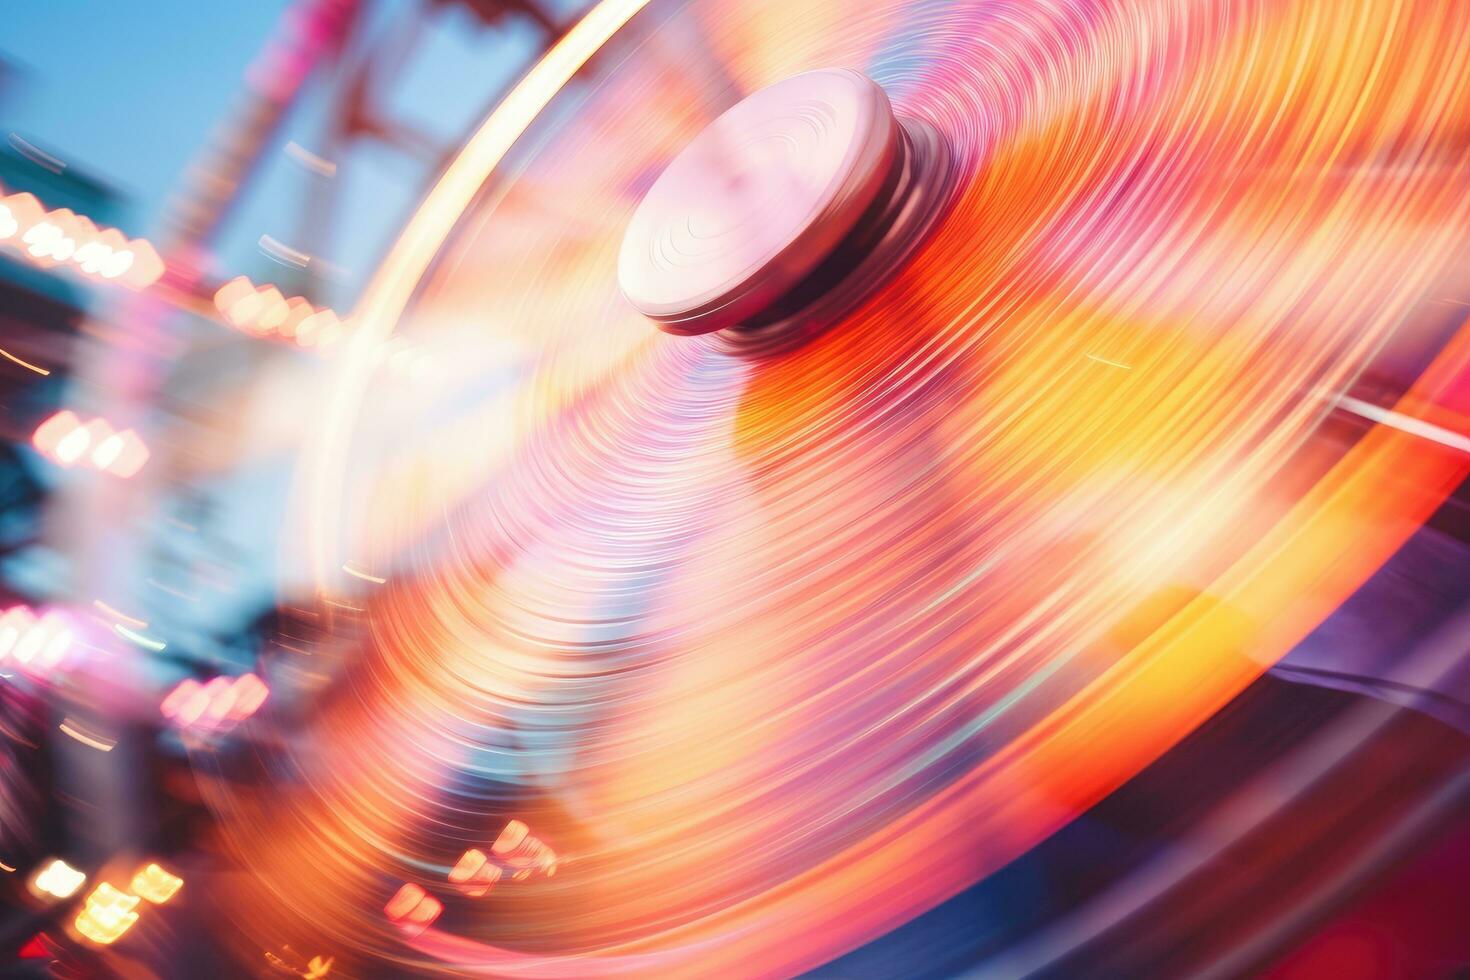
[0,606,74,675]
[161,673,270,733]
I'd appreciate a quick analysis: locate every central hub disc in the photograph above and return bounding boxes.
[619,68,903,336]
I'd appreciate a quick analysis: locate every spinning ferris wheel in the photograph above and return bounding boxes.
[4,0,1470,975]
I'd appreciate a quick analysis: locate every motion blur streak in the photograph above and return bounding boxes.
[304,0,656,587]
[182,0,1470,974]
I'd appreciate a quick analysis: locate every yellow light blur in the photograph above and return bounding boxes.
[30,858,85,900]
[129,863,183,904]
[75,882,141,945]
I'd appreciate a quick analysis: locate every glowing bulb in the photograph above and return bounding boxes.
[32,410,80,456]
[228,673,269,720]
[199,675,238,727]
[76,904,138,944]
[129,863,182,904]
[258,295,290,332]
[100,249,133,280]
[90,432,125,470]
[161,674,268,732]
[0,193,43,241]
[176,683,214,727]
[384,883,441,937]
[75,883,140,945]
[227,291,267,328]
[448,848,502,897]
[31,859,85,900]
[39,620,73,668]
[52,425,92,466]
[492,819,530,856]
[0,607,36,658]
[32,412,147,475]
[24,222,59,258]
[119,240,162,289]
[75,240,112,274]
[86,883,138,911]
[279,297,313,338]
[101,430,149,478]
[160,678,202,720]
[12,624,44,664]
[214,276,255,313]
[490,819,557,878]
[0,204,16,240]
[295,310,332,346]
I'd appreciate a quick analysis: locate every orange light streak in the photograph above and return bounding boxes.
[58,720,116,753]
[0,347,50,376]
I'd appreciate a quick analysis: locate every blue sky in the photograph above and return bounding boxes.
[0,1,568,666]
[1,0,558,307]
[1,0,294,236]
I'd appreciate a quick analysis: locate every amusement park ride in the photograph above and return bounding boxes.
[2,0,1470,975]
